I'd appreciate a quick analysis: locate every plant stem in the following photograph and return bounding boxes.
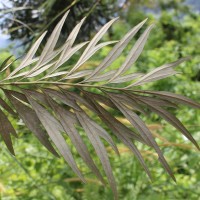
[0,81,133,91]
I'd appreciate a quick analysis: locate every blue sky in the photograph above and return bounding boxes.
[0,0,11,48]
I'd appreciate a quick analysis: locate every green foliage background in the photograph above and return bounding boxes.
[0,0,200,199]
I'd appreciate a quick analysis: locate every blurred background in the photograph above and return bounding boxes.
[0,0,200,199]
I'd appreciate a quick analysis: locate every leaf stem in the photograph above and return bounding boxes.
[0,81,133,91]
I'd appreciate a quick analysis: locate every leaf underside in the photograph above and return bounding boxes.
[0,10,199,200]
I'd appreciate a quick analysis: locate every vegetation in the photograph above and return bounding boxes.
[0,1,199,199]
[0,0,119,45]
